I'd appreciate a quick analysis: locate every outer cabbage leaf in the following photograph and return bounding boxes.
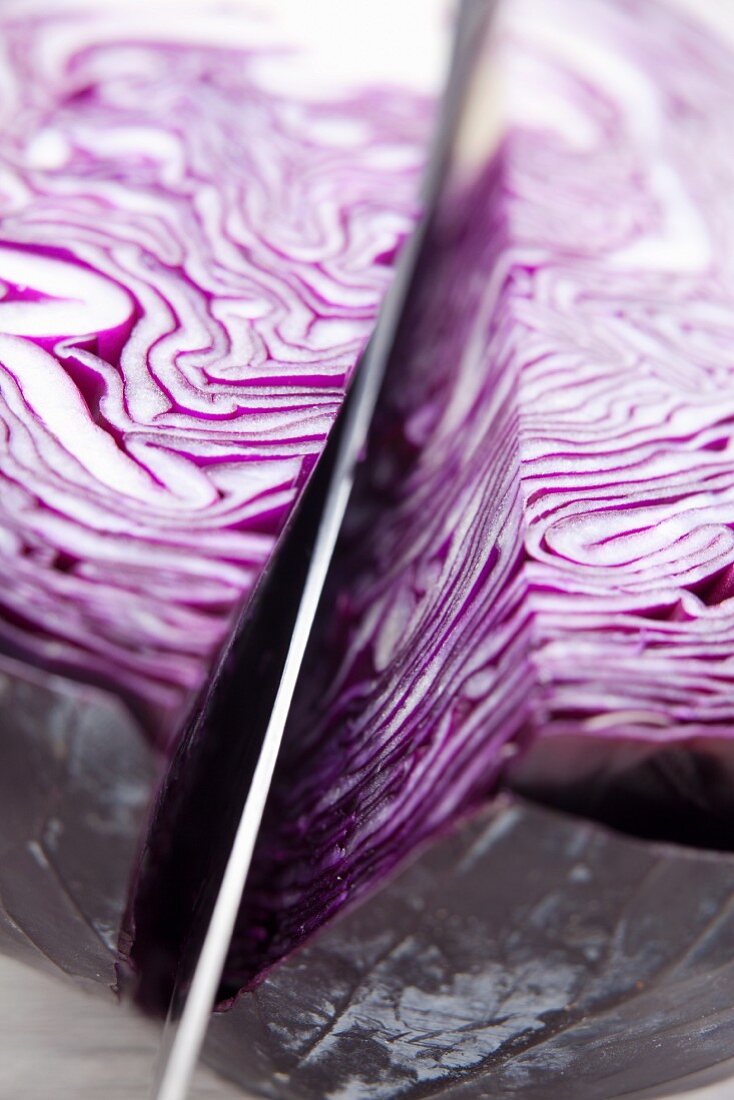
[207,799,734,1100]
[0,656,153,989]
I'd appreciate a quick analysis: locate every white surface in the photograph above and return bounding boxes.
[11,0,454,101]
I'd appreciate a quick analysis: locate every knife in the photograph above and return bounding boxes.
[149,5,491,1096]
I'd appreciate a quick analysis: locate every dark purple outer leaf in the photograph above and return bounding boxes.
[206,798,734,1100]
[0,655,154,991]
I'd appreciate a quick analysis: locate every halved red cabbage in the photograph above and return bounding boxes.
[229,0,734,988]
[0,0,447,744]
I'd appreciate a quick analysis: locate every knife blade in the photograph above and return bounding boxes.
[150,5,491,1097]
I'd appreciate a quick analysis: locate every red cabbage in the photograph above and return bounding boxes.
[228,0,734,989]
[0,0,446,744]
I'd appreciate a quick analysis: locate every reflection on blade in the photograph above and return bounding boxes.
[151,5,492,1098]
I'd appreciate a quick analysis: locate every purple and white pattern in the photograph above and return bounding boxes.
[0,1,441,740]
